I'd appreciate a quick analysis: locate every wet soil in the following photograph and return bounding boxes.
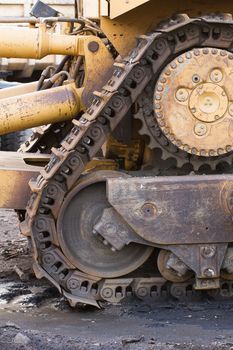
[0,209,233,350]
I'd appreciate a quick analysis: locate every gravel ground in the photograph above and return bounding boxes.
[0,209,233,350]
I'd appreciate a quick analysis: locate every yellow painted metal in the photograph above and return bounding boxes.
[101,0,233,56]
[108,0,150,19]
[0,82,83,135]
[80,36,114,106]
[0,25,93,59]
[0,28,114,107]
[0,37,113,109]
[0,35,114,108]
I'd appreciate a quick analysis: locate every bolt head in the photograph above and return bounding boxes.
[194,123,207,136]
[140,203,157,218]
[203,268,215,278]
[175,88,189,102]
[210,69,223,83]
[104,223,117,235]
[88,41,99,53]
[201,246,216,258]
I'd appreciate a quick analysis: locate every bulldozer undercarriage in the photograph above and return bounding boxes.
[3,10,233,307]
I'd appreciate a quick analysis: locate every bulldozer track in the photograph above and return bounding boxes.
[21,15,233,307]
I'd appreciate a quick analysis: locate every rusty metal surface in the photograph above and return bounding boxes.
[9,15,233,308]
[107,175,233,245]
[56,172,153,278]
[169,244,228,290]
[154,48,233,157]
[21,16,233,307]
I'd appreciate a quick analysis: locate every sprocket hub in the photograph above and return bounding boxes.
[154,48,233,157]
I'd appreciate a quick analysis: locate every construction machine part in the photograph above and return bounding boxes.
[0,27,114,108]
[15,15,232,308]
[107,0,150,19]
[154,48,233,157]
[0,82,33,151]
[157,250,193,283]
[221,247,233,281]
[0,26,84,59]
[0,10,231,309]
[0,83,82,135]
[101,2,233,57]
[134,23,233,171]
[57,172,153,278]
[106,175,233,245]
[12,15,233,308]
[0,80,44,100]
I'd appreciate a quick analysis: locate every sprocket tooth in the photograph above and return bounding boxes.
[160,149,172,161]
[148,140,158,149]
[134,111,142,120]
[176,157,188,168]
[139,126,148,137]
[225,159,232,166]
[208,161,217,171]
[192,162,202,171]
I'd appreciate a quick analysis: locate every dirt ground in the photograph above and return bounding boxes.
[1,210,233,350]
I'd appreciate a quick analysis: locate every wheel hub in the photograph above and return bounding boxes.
[57,172,153,278]
[189,83,228,122]
[154,48,233,157]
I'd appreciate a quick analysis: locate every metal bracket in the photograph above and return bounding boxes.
[168,244,228,290]
[93,207,143,250]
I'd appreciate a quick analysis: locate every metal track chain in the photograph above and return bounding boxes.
[19,121,74,154]
[22,15,233,307]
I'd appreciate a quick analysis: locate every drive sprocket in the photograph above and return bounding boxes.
[135,25,233,171]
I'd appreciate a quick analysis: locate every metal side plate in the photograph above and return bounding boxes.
[107,175,233,245]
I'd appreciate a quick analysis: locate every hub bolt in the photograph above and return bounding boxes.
[104,223,117,235]
[210,69,223,83]
[194,123,207,136]
[175,88,189,102]
[203,268,215,278]
[201,246,216,258]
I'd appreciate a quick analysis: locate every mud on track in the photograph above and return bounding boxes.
[1,209,233,350]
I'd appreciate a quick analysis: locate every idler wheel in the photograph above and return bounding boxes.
[57,172,153,278]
